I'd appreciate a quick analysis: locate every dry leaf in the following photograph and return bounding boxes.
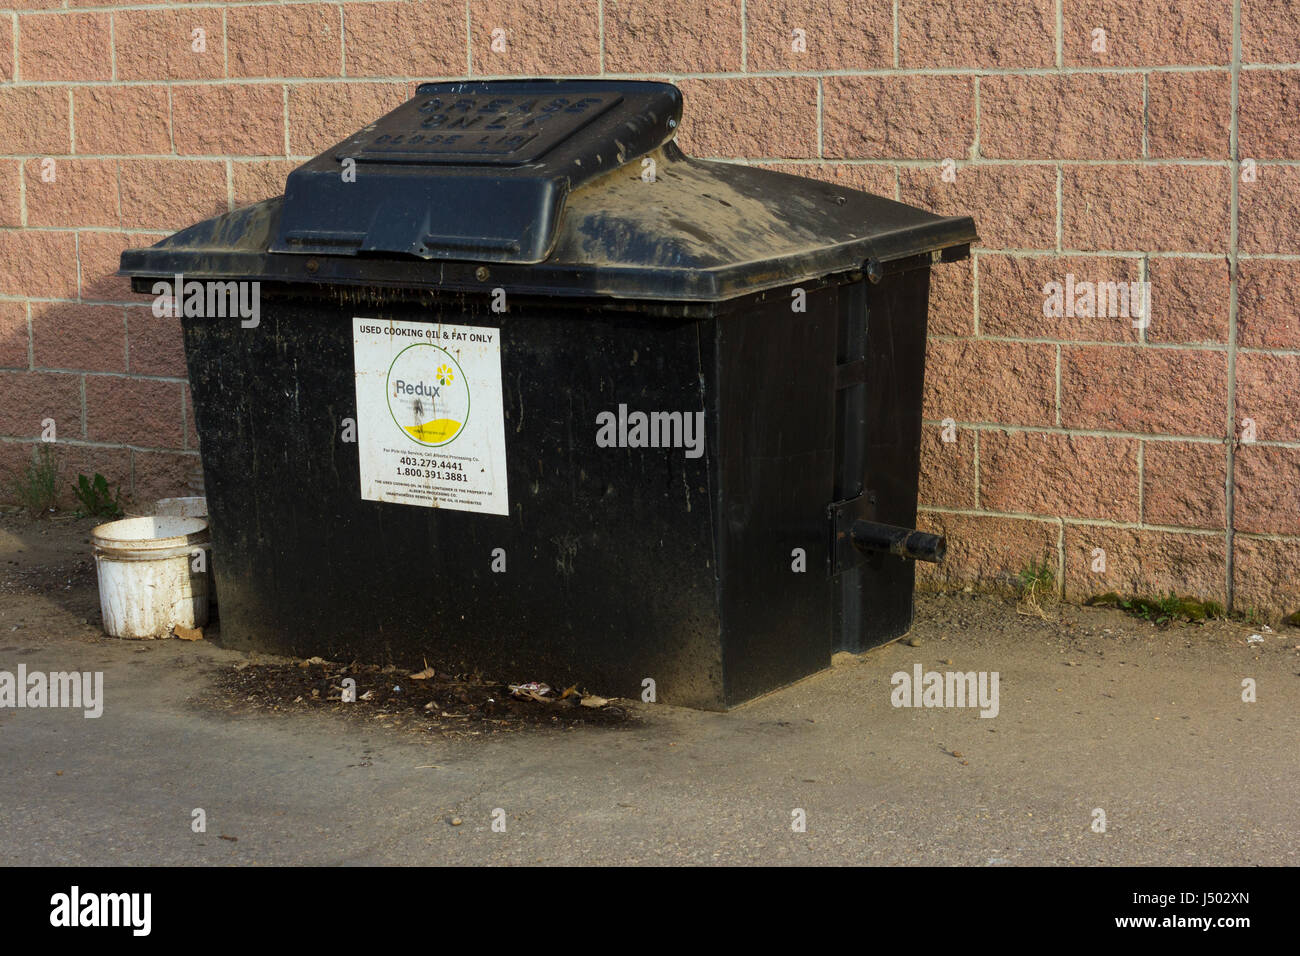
[173,624,203,641]
[410,666,436,680]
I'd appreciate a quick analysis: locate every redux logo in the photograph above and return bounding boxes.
[387,344,468,446]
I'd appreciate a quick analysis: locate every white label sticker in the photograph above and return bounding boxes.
[353,317,508,515]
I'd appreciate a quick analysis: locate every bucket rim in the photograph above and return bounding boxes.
[92,515,210,551]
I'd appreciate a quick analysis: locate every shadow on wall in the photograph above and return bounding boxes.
[0,441,204,516]
[2,295,202,510]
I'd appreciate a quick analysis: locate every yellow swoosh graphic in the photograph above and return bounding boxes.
[403,418,462,442]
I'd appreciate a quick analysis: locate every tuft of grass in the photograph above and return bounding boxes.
[1195,599,1227,620]
[7,444,61,515]
[1015,557,1057,617]
[72,472,124,520]
[1232,606,1267,627]
[1085,592,1227,626]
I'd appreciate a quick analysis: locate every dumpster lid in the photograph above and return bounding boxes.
[269,80,682,264]
[120,79,977,304]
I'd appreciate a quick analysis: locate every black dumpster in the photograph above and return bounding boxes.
[120,79,976,709]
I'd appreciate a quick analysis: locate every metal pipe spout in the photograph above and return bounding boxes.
[850,520,946,563]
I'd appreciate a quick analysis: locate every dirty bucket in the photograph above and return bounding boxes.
[152,497,217,609]
[92,517,211,638]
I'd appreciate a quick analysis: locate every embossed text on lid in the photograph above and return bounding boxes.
[349,91,624,165]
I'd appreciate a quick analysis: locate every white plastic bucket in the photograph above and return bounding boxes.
[151,497,217,609]
[92,517,211,639]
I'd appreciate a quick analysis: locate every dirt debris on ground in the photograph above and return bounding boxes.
[205,658,634,736]
[2,509,1295,732]
[0,514,97,598]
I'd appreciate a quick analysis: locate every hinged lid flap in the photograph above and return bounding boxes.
[269,80,682,264]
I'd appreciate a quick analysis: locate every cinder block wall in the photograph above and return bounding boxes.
[0,1,1294,617]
